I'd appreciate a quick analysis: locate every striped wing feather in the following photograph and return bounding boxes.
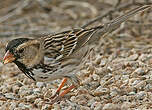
[42,28,97,60]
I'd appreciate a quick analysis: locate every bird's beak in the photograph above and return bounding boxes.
[3,50,15,64]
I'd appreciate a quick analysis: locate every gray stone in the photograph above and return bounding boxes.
[103,103,121,110]
[36,82,45,88]
[136,91,146,100]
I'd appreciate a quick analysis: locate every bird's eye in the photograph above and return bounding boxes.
[18,49,24,53]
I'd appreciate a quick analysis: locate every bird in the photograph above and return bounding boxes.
[2,5,151,104]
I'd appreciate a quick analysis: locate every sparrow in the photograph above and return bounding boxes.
[2,5,151,104]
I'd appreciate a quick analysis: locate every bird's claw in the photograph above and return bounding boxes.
[46,95,62,105]
[50,91,59,99]
[51,96,62,104]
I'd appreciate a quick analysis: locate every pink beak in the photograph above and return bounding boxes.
[3,50,15,64]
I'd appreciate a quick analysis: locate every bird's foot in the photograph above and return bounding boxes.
[48,85,75,104]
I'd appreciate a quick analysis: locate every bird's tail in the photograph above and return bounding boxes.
[94,5,151,36]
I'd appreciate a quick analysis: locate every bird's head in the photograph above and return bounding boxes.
[3,38,42,67]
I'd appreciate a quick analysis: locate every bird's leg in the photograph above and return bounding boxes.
[50,85,76,104]
[56,78,68,94]
[51,78,67,99]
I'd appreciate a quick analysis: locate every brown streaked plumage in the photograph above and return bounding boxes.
[3,5,151,104]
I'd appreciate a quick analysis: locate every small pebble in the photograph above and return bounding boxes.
[94,103,102,110]
[145,84,152,91]
[36,82,45,88]
[94,55,102,65]
[41,104,51,110]
[110,88,118,97]
[33,88,41,94]
[18,103,32,109]
[9,101,17,110]
[4,93,16,99]
[127,54,138,61]
[34,98,44,108]
[146,79,152,84]
[102,103,121,110]
[88,81,100,90]
[136,91,146,100]
[131,80,140,86]
[0,101,4,106]
[134,81,146,90]
[80,105,90,110]
[12,85,20,94]
[133,68,145,75]
[128,91,136,95]
[91,102,102,110]
[88,98,96,106]
[92,74,100,81]
[18,86,33,97]
[26,95,37,102]
[121,102,131,110]
[93,86,109,96]
[100,58,107,66]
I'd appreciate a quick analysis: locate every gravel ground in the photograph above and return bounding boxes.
[0,0,152,110]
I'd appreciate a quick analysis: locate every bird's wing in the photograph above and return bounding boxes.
[41,5,151,60]
[42,28,97,60]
